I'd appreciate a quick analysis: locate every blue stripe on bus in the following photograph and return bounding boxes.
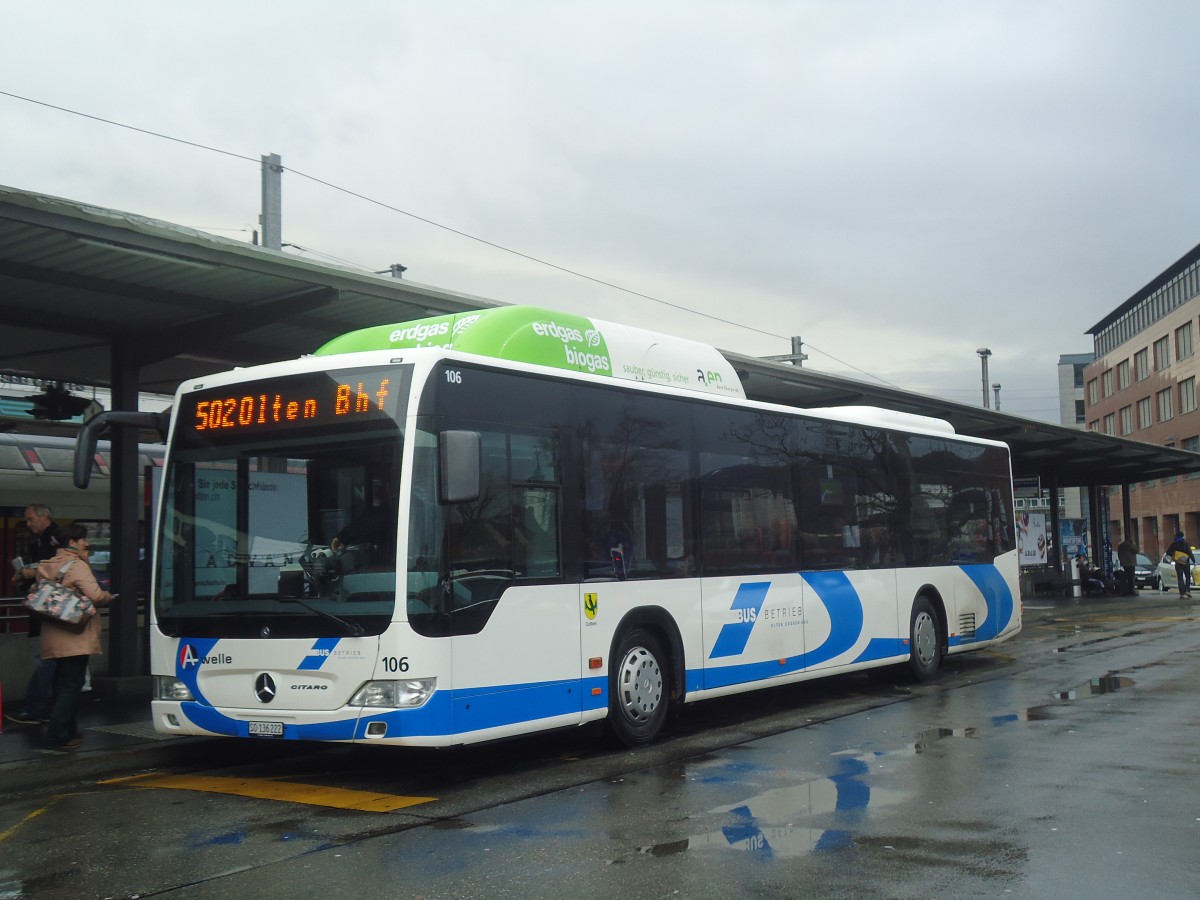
[854,637,906,662]
[297,637,342,670]
[356,674,608,738]
[180,675,611,740]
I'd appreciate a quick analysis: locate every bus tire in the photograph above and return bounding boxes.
[906,595,942,682]
[608,627,670,746]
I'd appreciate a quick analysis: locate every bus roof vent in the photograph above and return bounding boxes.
[315,305,746,400]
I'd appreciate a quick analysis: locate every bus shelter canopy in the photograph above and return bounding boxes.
[0,183,497,411]
[727,355,1200,491]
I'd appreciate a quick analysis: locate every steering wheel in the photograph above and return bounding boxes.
[298,545,336,586]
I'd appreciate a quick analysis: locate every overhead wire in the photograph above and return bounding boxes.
[3,88,908,388]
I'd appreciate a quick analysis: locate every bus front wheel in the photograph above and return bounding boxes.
[906,596,942,682]
[608,627,670,746]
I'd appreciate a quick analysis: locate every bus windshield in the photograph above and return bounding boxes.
[155,365,411,638]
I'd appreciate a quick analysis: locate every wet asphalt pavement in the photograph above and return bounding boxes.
[1,590,1198,898]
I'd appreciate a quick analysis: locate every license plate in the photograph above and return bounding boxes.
[248,721,284,738]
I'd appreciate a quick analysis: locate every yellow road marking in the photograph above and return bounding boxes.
[122,774,435,812]
[0,796,63,843]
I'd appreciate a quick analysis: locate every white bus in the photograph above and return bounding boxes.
[143,305,1020,747]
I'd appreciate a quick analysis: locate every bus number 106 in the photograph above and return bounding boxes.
[382,656,410,673]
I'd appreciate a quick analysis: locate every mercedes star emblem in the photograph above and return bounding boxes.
[254,672,277,704]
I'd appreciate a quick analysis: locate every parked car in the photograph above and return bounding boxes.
[1156,551,1199,593]
[1110,551,1161,591]
[1130,553,1159,591]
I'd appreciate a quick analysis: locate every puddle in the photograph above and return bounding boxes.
[993,706,1056,723]
[1053,630,1143,652]
[632,743,919,861]
[1053,623,1175,653]
[626,663,1132,867]
[913,726,977,752]
[1052,674,1134,701]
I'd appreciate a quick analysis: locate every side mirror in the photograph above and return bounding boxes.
[74,409,171,488]
[439,430,481,503]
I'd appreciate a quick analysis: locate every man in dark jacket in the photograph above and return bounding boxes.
[1116,534,1139,596]
[1165,530,1195,599]
[5,503,63,725]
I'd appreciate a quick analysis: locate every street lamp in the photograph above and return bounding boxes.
[992,383,1001,411]
[977,348,992,409]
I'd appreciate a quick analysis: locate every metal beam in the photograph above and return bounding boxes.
[131,287,340,367]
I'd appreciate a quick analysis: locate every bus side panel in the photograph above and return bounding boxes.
[948,552,1021,650]
[578,578,704,717]
[449,583,581,738]
[700,574,808,691]
[799,569,908,673]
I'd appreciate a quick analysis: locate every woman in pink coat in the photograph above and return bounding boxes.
[36,523,115,751]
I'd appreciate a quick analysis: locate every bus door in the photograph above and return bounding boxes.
[442,430,582,738]
[697,467,808,691]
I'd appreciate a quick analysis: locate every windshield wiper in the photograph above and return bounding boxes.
[272,597,364,637]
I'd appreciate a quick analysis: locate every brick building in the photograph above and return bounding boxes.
[1085,242,1200,558]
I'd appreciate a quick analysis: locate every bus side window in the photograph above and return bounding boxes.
[514,485,560,578]
[444,431,513,576]
[799,464,862,571]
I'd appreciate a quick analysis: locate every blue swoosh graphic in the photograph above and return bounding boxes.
[710,582,771,658]
[961,564,1013,640]
[176,637,222,703]
[800,571,864,666]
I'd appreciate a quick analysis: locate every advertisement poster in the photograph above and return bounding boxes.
[1059,518,1086,561]
[1017,512,1048,566]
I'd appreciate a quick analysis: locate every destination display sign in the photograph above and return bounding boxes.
[178,366,410,446]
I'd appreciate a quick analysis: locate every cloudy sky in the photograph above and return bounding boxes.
[4,1,1198,420]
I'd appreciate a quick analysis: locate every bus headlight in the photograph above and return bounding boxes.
[155,676,195,702]
[350,678,436,709]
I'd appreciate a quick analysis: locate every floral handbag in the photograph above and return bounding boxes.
[24,560,96,626]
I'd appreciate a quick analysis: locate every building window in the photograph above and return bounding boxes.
[1154,335,1170,371]
[1103,413,1116,434]
[1182,377,1197,414]
[1075,399,1085,424]
[1088,420,1100,432]
[1158,386,1174,422]
[1138,396,1153,429]
[1102,369,1114,398]
[1087,378,1098,405]
[1117,359,1131,391]
[1120,405,1133,435]
[1184,436,1200,478]
[1177,322,1195,360]
[1073,363,1086,388]
[1135,348,1150,380]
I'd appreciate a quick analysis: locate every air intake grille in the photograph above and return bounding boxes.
[958,613,977,639]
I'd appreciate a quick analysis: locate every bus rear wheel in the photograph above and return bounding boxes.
[906,596,942,682]
[608,627,670,746]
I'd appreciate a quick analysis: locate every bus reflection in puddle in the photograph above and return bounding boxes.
[639,755,906,859]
